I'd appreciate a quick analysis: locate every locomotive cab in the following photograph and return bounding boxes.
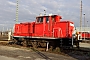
[35,15,62,23]
[34,15,62,37]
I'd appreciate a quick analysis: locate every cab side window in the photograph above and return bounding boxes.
[46,17,49,23]
[37,17,43,23]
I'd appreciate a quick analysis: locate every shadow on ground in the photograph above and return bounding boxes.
[61,47,90,60]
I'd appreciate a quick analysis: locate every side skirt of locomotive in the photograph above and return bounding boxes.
[12,36,79,50]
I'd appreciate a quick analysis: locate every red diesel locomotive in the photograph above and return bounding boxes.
[80,32,90,40]
[13,14,79,49]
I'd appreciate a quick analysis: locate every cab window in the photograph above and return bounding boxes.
[46,17,49,23]
[37,17,43,23]
[52,16,55,22]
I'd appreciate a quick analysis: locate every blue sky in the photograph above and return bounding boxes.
[0,0,90,31]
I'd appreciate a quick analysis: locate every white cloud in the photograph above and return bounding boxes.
[8,1,16,6]
[0,0,90,31]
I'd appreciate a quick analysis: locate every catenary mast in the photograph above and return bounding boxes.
[80,0,82,32]
[16,0,19,23]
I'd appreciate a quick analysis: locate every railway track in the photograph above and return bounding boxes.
[0,40,90,59]
[0,40,90,52]
[31,48,52,60]
[82,40,90,43]
[62,48,90,54]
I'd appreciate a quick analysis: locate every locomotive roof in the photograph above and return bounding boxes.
[36,15,61,18]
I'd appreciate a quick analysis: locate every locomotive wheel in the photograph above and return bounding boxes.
[39,42,46,47]
[22,40,28,47]
[31,41,38,48]
[13,38,18,44]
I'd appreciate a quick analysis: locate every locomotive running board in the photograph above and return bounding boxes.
[13,36,59,39]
